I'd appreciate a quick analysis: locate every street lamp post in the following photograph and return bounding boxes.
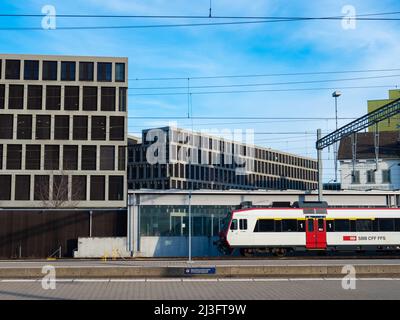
[332,91,342,182]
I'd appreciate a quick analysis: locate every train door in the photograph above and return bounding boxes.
[306,218,327,249]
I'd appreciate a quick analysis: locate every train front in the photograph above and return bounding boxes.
[214,211,234,255]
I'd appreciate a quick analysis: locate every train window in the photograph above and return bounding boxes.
[334,219,350,232]
[350,220,356,232]
[275,220,282,232]
[379,218,395,231]
[297,220,305,232]
[282,219,297,232]
[239,219,248,230]
[307,219,314,232]
[230,219,238,230]
[326,221,334,232]
[356,220,373,232]
[254,219,274,232]
[395,219,400,231]
[372,219,379,231]
[318,219,324,231]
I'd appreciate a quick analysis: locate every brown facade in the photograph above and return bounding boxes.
[0,210,127,258]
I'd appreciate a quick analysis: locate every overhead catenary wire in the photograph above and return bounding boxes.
[0,11,398,18]
[129,74,400,90]
[131,67,400,81]
[1,11,400,30]
[129,84,399,96]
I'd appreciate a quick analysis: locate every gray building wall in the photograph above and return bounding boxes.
[0,54,128,208]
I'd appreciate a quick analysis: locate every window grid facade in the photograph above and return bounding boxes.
[128,127,318,191]
[0,54,127,207]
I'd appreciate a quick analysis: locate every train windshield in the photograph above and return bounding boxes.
[221,212,232,232]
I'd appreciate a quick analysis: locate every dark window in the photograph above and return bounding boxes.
[254,219,274,232]
[307,219,314,232]
[79,62,94,81]
[46,85,61,110]
[8,84,24,109]
[334,219,351,232]
[5,59,20,79]
[115,63,125,82]
[366,170,375,184]
[7,144,22,169]
[54,115,69,140]
[239,219,248,230]
[53,175,69,201]
[118,146,126,171]
[110,116,124,141]
[109,176,124,200]
[36,115,51,140]
[81,145,96,170]
[282,219,298,232]
[27,85,42,109]
[351,171,360,184]
[15,175,30,200]
[318,219,324,231]
[42,61,57,80]
[0,84,4,109]
[100,146,115,170]
[297,220,305,232]
[97,62,112,81]
[44,145,59,170]
[0,145,2,169]
[26,145,41,170]
[83,86,97,111]
[72,175,87,201]
[90,175,105,200]
[17,115,32,139]
[63,145,78,170]
[379,218,395,231]
[119,87,127,112]
[73,116,88,140]
[24,60,39,80]
[382,170,391,184]
[327,220,334,232]
[0,175,11,200]
[61,61,76,81]
[275,220,282,232]
[356,219,373,232]
[101,87,115,111]
[64,86,79,110]
[91,116,106,140]
[34,175,49,201]
[230,219,238,230]
[395,219,400,231]
[0,114,13,139]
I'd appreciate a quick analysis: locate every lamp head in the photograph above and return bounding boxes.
[332,90,342,98]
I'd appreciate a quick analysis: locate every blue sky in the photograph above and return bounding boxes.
[0,0,399,180]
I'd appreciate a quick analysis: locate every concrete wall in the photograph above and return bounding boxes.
[74,237,130,258]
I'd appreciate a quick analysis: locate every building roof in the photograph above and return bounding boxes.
[338,131,400,160]
[141,126,317,161]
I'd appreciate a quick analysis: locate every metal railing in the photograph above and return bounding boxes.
[316,97,400,150]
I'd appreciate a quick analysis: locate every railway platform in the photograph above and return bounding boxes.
[2,258,400,279]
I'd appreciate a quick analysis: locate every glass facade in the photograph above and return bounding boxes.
[140,205,232,237]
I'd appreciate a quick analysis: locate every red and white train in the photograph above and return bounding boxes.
[216,202,400,256]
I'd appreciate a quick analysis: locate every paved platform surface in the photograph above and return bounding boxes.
[0,278,399,300]
[1,258,400,268]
